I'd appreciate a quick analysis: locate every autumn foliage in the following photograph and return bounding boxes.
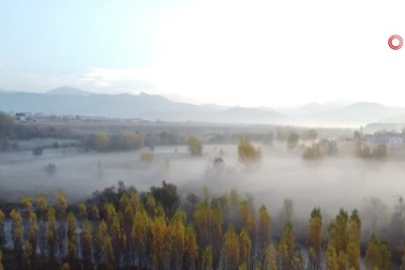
[0,182,405,270]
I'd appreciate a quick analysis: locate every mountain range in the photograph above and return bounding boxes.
[1,86,405,127]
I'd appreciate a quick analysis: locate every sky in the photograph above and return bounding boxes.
[0,0,404,108]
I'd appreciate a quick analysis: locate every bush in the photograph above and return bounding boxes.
[140,150,155,163]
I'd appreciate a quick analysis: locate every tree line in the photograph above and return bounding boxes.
[1,182,405,270]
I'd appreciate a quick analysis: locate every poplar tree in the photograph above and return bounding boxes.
[184,224,198,270]
[223,226,239,270]
[308,208,322,270]
[239,228,252,268]
[365,233,381,270]
[202,246,213,270]
[67,212,78,269]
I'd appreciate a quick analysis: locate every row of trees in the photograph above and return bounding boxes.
[86,133,145,152]
[1,183,405,270]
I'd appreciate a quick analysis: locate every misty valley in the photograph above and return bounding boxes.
[1,112,405,270]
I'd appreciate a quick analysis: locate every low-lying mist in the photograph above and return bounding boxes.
[1,143,403,231]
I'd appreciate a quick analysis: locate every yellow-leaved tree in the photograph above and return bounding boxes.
[95,132,110,151]
[188,135,203,156]
[238,137,261,166]
[0,247,3,270]
[308,208,323,270]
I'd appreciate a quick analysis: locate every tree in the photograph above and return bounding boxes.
[263,245,277,270]
[303,143,324,160]
[362,197,388,232]
[0,210,4,245]
[151,215,168,270]
[150,181,180,218]
[282,198,294,222]
[258,205,271,261]
[223,226,239,270]
[188,135,203,156]
[47,207,58,269]
[123,132,145,150]
[279,223,296,270]
[169,212,186,270]
[56,191,68,260]
[10,209,23,269]
[67,212,78,269]
[184,224,198,270]
[27,212,38,269]
[202,246,213,270]
[287,132,300,149]
[365,233,381,270]
[238,137,261,166]
[239,229,252,268]
[81,220,93,269]
[0,247,3,270]
[308,208,322,270]
[94,132,110,151]
[0,111,15,137]
[326,243,338,270]
[347,210,361,270]
[379,241,392,270]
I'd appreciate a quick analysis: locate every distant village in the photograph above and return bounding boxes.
[9,112,156,124]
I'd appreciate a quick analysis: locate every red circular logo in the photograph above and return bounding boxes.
[388,35,403,50]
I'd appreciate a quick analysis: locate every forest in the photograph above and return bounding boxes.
[0,179,405,270]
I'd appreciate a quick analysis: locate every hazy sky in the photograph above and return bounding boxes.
[0,0,404,107]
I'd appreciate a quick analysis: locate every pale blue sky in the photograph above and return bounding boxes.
[0,0,177,86]
[0,0,404,107]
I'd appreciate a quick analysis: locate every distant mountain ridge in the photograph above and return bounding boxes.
[0,87,288,123]
[1,87,405,127]
[46,86,94,96]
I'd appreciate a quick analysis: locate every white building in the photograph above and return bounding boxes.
[363,133,405,148]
